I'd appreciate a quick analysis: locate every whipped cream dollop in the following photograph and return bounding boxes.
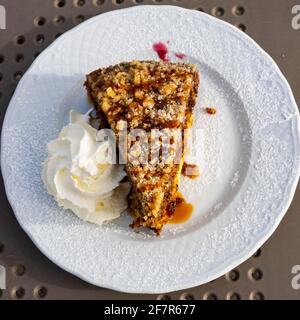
[42,110,130,225]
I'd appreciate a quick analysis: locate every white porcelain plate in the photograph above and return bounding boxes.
[1,6,300,293]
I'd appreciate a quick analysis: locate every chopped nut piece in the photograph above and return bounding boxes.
[206,107,217,115]
[102,98,111,112]
[143,97,154,107]
[161,83,177,95]
[182,162,200,179]
[134,71,141,85]
[135,90,144,100]
[106,87,116,98]
[112,95,121,103]
[114,72,127,86]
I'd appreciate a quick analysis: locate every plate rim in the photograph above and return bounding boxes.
[1,5,300,293]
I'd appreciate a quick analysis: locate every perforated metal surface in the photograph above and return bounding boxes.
[0,0,300,300]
